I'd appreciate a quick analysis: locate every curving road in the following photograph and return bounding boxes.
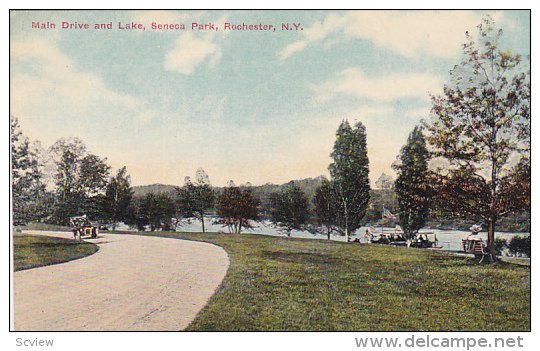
[13,231,229,331]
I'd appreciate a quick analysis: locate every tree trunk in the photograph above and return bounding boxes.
[487,217,497,261]
[327,230,331,240]
[201,215,205,233]
[345,227,349,243]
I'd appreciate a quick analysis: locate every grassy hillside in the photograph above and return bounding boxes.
[129,231,530,331]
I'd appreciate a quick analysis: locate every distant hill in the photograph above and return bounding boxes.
[132,183,177,197]
[132,176,328,202]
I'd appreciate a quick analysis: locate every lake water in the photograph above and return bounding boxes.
[114,217,529,252]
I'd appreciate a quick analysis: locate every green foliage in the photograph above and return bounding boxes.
[131,176,328,220]
[392,126,432,239]
[11,115,48,223]
[507,236,530,258]
[329,120,370,238]
[102,166,134,229]
[498,157,530,214]
[270,182,309,236]
[127,193,176,231]
[176,169,215,232]
[493,238,508,256]
[313,180,339,239]
[216,182,259,234]
[49,138,111,224]
[425,16,530,249]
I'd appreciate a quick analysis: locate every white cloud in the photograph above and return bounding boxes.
[10,36,158,151]
[313,67,442,102]
[164,32,223,75]
[278,40,308,60]
[280,11,504,60]
[11,37,139,110]
[162,12,229,75]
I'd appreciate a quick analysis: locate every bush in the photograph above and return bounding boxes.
[493,238,508,256]
[507,236,531,258]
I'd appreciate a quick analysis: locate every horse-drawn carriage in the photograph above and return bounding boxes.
[70,215,98,240]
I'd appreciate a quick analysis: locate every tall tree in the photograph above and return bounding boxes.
[313,180,339,240]
[176,168,215,233]
[270,182,309,237]
[49,138,110,224]
[425,16,530,255]
[103,166,133,230]
[11,115,47,223]
[329,120,371,241]
[392,126,432,240]
[216,181,259,234]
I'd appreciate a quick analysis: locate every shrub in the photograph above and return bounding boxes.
[493,237,508,256]
[508,236,531,258]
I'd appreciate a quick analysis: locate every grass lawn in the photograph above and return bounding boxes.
[13,234,99,271]
[128,231,530,331]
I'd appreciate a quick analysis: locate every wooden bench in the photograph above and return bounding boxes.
[472,240,491,263]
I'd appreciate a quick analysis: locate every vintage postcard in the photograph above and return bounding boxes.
[9,9,530,339]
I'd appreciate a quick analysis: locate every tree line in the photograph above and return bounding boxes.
[10,113,371,237]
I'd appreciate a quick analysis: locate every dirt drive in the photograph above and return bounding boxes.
[14,231,229,331]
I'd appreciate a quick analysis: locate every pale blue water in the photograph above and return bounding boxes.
[114,217,529,253]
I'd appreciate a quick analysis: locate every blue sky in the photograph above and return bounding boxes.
[10,10,530,186]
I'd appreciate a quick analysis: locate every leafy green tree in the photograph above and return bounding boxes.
[329,120,371,241]
[425,16,530,255]
[270,182,309,237]
[392,126,432,240]
[176,168,215,232]
[10,115,47,223]
[508,235,530,257]
[49,138,110,224]
[313,180,339,240]
[498,157,530,215]
[103,166,133,230]
[130,193,176,231]
[216,181,259,234]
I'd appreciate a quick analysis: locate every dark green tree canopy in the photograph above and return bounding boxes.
[313,179,339,239]
[270,182,309,236]
[392,126,432,239]
[329,120,371,239]
[103,166,133,229]
[128,193,176,231]
[49,138,111,224]
[11,115,48,222]
[176,168,215,233]
[217,181,259,234]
